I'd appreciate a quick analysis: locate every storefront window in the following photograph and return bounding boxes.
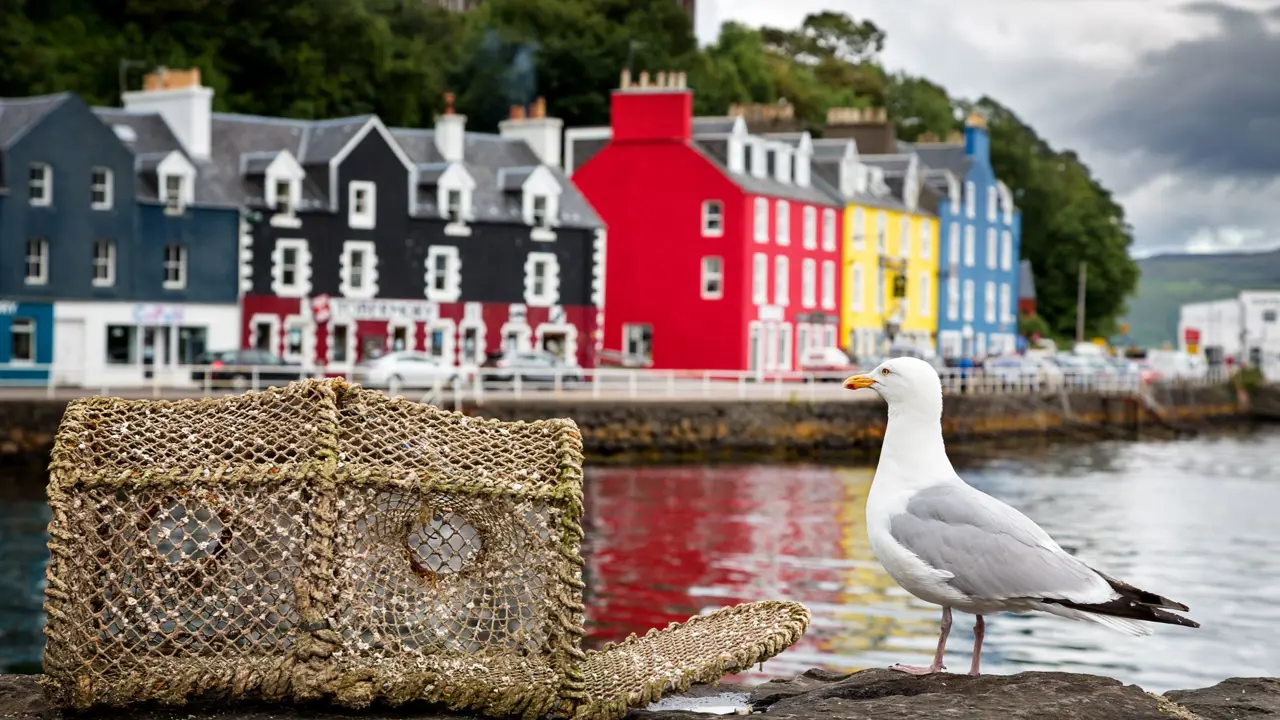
[392,326,408,352]
[177,327,207,365]
[462,327,478,363]
[253,322,273,351]
[332,324,349,363]
[429,329,445,358]
[106,325,136,365]
[10,318,35,363]
[285,326,303,358]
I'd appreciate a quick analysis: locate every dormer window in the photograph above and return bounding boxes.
[162,174,186,212]
[445,189,463,221]
[532,195,549,226]
[274,179,293,214]
[29,163,51,206]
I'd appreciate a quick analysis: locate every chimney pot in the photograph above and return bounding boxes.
[620,68,632,89]
[443,92,456,115]
[678,71,687,88]
[639,71,650,88]
[533,96,546,119]
[656,71,667,87]
[510,104,526,120]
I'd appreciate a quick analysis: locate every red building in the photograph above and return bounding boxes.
[565,70,843,372]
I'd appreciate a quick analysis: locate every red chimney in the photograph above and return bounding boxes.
[610,69,692,143]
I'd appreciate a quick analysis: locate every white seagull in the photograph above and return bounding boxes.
[844,356,1198,676]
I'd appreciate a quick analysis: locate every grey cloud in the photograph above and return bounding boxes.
[1079,2,1280,180]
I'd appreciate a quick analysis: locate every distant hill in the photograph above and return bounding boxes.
[1122,250,1280,347]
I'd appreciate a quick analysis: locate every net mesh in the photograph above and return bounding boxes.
[42,379,809,719]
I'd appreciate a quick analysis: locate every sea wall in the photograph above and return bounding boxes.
[0,383,1247,466]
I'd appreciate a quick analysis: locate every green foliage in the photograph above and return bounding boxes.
[0,1,1136,336]
[1232,365,1264,391]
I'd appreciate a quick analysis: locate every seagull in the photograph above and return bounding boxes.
[843,356,1199,676]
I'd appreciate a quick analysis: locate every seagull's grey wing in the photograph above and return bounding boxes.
[888,483,1114,603]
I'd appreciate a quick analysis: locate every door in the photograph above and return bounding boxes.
[748,324,761,374]
[142,326,171,380]
[53,318,85,386]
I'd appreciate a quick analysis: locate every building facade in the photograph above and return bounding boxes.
[1180,291,1280,368]
[901,113,1022,358]
[0,86,240,386]
[114,72,604,375]
[566,70,843,373]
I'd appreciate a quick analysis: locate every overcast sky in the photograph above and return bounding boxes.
[695,0,1280,258]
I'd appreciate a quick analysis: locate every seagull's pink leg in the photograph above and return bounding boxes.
[969,614,985,676]
[892,606,950,674]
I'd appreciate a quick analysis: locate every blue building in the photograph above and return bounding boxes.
[900,113,1022,358]
[0,80,241,387]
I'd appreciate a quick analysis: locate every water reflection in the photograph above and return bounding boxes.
[2,429,1279,690]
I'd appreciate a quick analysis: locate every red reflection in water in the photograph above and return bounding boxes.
[581,464,907,682]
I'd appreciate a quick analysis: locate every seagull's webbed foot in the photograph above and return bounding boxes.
[890,662,946,675]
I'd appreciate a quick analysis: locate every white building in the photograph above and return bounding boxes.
[1179,290,1280,373]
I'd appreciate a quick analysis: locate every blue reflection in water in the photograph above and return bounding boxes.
[0,500,49,673]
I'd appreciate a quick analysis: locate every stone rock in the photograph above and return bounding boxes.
[3,670,1280,720]
[1165,677,1280,719]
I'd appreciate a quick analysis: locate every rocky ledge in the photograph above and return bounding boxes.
[2,669,1279,719]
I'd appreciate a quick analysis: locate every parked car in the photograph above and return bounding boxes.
[799,347,853,381]
[982,355,1041,389]
[482,350,583,387]
[1146,350,1209,381]
[354,351,457,391]
[190,349,304,389]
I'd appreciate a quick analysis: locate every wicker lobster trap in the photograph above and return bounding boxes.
[42,379,809,719]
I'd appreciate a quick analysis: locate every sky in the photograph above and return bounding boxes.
[695,0,1280,258]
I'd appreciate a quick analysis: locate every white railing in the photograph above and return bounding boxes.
[0,363,1237,403]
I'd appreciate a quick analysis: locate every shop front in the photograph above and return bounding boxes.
[0,300,55,384]
[53,301,241,388]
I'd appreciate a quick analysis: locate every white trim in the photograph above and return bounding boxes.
[919,271,931,318]
[162,243,188,290]
[423,317,457,364]
[852,207,865,250]
[458,302,487,365]
[899,216,911,259]
[702,200,724,237]
[248,314,282,356]
[591,228,606,308]
[281,315,313,365]
[8,316,36,364]
[947,276,960,321]
[821,260,836,310]
[753,197,769,243]
[773,255,789,307]
[326,320,358,367]
[386,318,416,352]
[1001,230,1013,271]
[775,200,790,246]
[852,265,864,312]
[964,225,975,267]
[437,162,477,231]
[752,252,768,305]
[348,180,376,229]
[238,217,253,296]
[701,256,724,300]
[964,180,976,219]
[985,281,997,323]
[524,251,560,307]
[778,322,793,371]
[520,165,562,233]
[535,315,580,366]
[28,163,52,207]
[271,238,312,297]
[339,240,379,299]
[327,116,417,215]
[92,239,116,287]
[821,208,837,252]
[963,279,975,322]
[802,205,817,250]
[157,151,196,212]
[500,304,533,353]
[264,151,304,223]
[90,167,113,210]
[801,258,817,309]
[563,126,612,176]
[23,237,48,286]
[919,218,932,260]
[424,245,462,302]
[986,227,998,270]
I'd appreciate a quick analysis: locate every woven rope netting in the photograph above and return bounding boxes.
[42,379,809,719]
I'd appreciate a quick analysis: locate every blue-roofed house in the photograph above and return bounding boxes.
[900,112,1022,358]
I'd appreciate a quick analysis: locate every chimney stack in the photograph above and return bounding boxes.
[620,68,632,89]
[499,96,563,168]
[434,91,466,163]
[122,66,214,160]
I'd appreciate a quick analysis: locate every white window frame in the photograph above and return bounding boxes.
[823,324,836,349]
[10,317,35,364]
[28,163,51,206]
[852,265,864,312]
[964,225,975,267]
[702,200,725,237]
[986,228,998,270]
[339,240,379,299]
[425,245,462,303]
[964,181,976,218]
[919,220,932,260]
[801,258,817,308]
[899,216,911,259]
[92,239,115,287]
[531,194,551,227]
[282,316,311,364]
[773,255,789,306]
[876,212,887,254]
[1001,230,1013,271]
[821,209,837,252]
[987,185,998,222]
[444,187,465,222]
[798,324,811,360]
[753,197,769,243]
[24,238,48,285]
[779,322,793,371]
[775,200,790,246]
[876,267,885,314]
[802,206,817,250]
[623,323,653,362]
[90,167,113,210]
[348,180,376,229]
[821,260,836,310]
[524,251,560,307]
[919,271,931,318]
[701,256,724,300]
[163,243,188,290]
[161,174,187,212]
[271,238,311,297]
[963,279,974,321]
[948,224,960,270]
[947,277,959,321]
[752,252,768,305]
[985,281,997,323]
[1000,282,1012,323]
[852,208,865,250]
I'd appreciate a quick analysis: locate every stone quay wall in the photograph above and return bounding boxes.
[0,383,1251,468]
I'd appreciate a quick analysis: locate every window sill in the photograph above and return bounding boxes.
[701,293,724,301]
[531,227,557,242]
[525,295,556,308]
[24,279,47,286]
[425,290,462,304]
[92,280,115,288]
[91,204,112,212]
[164,205,187,217]
[702,228,724,238]
[28,200,51,208]
[349,216,375,230]
[270,213,303,228]
[444,222,473,237]
[339,283,376,300]
[162,282,188,291]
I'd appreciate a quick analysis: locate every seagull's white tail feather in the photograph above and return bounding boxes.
[1033,602,1154,637]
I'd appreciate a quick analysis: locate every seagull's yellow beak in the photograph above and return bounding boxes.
[843,375,876,390]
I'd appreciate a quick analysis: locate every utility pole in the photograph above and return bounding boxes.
[1075,261,1087,345]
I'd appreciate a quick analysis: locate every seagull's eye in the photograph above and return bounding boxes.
[881,368,891,376]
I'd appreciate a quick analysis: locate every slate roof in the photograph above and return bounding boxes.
[897,140,972,180]
[690,127,839,207]
[0,94,70,149]
[93,107,237,206]
[566,136,608,175]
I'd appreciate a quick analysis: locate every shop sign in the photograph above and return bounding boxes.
[329,298,439,323]
[0,301,15,315]
[132,304,185,325]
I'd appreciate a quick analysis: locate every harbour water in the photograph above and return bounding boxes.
[3,429,1279,690]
